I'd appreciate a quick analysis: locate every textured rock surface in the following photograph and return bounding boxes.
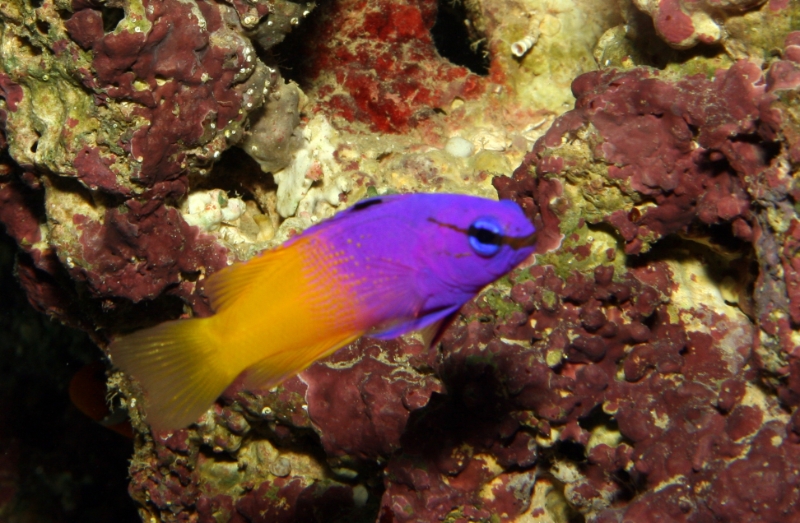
[491,43,800,519]
[0,0,315,331]
[1,0,800,521]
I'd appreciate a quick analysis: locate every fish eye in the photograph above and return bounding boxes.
[468,217,503,257]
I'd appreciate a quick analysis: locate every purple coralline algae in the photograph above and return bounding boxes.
[491,33,800,521]
[0,0,305,326]
[632,0,777,49]
[2,0,800,521]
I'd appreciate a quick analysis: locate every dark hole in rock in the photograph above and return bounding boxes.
[642,307,659,329]
[19,35,43,56]
[612,468,638,500]
[101,6,125,33]
[578,404,618,432]
[556,439,586,462]
[198,146,275,199]
[180,270,202,282]
[36,20,50,35]
[431,0,488,76]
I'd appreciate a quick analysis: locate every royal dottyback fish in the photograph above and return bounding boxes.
[109,193,537,430]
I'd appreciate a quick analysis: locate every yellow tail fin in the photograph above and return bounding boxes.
[108,318,232,431]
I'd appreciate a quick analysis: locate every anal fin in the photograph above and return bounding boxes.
[241,332,363,392]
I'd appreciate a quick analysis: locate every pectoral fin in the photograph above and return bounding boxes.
[369,303,462,340]
[418,310,459,348]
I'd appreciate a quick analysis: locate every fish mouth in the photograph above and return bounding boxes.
[503,230,538,250]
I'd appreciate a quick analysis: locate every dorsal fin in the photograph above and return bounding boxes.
[203,239,307,313]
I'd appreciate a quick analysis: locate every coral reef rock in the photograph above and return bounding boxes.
[2,0,800,521]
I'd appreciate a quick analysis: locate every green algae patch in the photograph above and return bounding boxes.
[480,278,523,321]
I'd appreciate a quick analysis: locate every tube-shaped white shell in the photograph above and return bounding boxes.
[511,35,537,58]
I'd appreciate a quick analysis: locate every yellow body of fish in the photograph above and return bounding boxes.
[110,236,364,430]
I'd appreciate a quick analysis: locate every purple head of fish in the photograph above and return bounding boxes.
[301,193,537,337]
[409,195,536,300]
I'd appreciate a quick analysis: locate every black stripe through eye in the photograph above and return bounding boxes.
[352,198,383,211]
[468,224,502,246]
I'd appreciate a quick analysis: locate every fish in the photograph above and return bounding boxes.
[69,361,134,439]
[109,193,537,431]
